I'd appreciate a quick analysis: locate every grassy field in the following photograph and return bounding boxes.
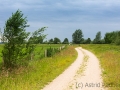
[0,44,64,63]
[81,44,120,90]
[0,45,77,90]
[33,44,65,60]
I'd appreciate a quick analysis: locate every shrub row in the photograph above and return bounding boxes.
[46,47,64,57]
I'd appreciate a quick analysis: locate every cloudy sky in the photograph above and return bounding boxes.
[0,0,120,41]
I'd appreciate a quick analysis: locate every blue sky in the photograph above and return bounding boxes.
[0,0,120,42]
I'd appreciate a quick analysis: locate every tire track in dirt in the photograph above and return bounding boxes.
[42,47,104,90]
[65,47,104,90]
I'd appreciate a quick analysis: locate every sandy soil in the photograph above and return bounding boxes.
[42,47,104,90]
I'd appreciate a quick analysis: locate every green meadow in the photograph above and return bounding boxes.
[0,44,120,90]
[0,44,64,63]
[81,44,120,90]
[32,44,65,60]
[0,44,77,90]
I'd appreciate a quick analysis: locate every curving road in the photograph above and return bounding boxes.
[42,47,104,90]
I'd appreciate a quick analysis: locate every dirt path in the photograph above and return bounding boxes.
[42,47,104,90]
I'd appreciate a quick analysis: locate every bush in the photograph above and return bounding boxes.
[46,47,61,57]
[47,47,54,57]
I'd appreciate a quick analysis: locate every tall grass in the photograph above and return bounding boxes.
[0,45,77,90]
[0,44,3,61]
[32,44,66,60]
[81,44,120,90]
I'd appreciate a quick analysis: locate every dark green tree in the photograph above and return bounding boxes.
[104,32,111,44]
[54,37,61,44]
[48,38,54,44]
[115,31,120,45]
[62,38,69,44]
[72,29,83,44]
[84,38,91,44]
[104,31,118,44]
[93,31,102,44]
[28,27,47,44]
[2,10,31,68]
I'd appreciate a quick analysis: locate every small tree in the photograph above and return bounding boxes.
[53,37,61,44]
[104,31,118,44]
[84,38,91,44]
[104,32,112,44]
[115,31,120,45]
[72,29,83,44]
[93,31,102,44]
[62,38,69,44]
[48,38,54,44]
[2,10,31,68]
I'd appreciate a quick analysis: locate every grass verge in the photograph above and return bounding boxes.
[81,44,120,90]
[76,48,89,75]
[0,45,77,90]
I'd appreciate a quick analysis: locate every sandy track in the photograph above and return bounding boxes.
[42,47,104,90]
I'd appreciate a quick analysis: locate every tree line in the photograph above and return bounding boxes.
[45,37,69,44]
[29,29,120,45]
[72,29,120,45]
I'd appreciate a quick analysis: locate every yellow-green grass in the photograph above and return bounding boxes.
[81,44,120,90]
[0,45,77,90]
